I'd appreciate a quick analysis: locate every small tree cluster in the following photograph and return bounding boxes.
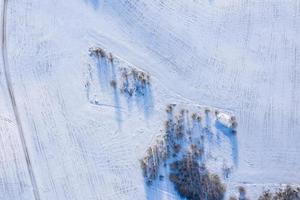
[169,156,226,200]
[164,116,185,157]
[164,118,177,157]
[89,47,109,59]
[258,186,300,200]
[140,139,168,184]
[191,112,202,122]
[175,112,185,139]
[120,67,150,97]
[166,104,174,113]
[110,80,117,89]
[164,107,186,147]
[140,105,226,199]
[228,186,249,200]
[164,106,204,158]
[141,106,205,183]
[238,186,248,200]
[89,47,115,63]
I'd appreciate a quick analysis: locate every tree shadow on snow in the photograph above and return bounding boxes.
[110,62,122,129]
[93,55,123,128]
[215,121,239,167]
[121,68,154,120]
[143,158,180,200]
[134,83,154,120]
[96,56,110,91]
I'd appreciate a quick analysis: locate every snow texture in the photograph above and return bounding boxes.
[1,0,300,199]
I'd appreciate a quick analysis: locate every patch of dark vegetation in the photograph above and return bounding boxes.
[258,186,300,200]
[169,156,226,200]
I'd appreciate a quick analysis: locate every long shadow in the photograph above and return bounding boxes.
[205,112,212,130]
[144,152,179,200]
[110,61,122,129]
[144,165,167,200]
[142,84,154,119]
[192,118,205,164]
[120,69,134,113]
[184,111,190,135]
[165,107,175,154]
[145,179,165,200]
[133,77,154,119]
[120,69,153,119]
[91,53,123,127]
[203,111,215,145]
[96,56,110,92]
[191,117,202,138]
[215,121,239,167]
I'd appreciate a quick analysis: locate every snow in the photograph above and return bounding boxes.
[1,0,300,199]
[215,111,237,130]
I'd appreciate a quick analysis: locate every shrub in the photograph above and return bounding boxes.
[204,108,211,114]
[258,186,300,200]
[89,47,101,57]
[166,104,173,113]
[191,113,197,120]
[259,190,273,200]
[110,80,117,88]
[90,47,106,58]
[197,116,202,122]
[108,53,114,62]
[239,186,246,195]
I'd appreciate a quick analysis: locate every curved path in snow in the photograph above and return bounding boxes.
[1,1,40,199]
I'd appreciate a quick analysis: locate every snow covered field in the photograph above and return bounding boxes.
[1,0,300,199]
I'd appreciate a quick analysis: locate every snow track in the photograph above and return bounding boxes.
[1,0,40,199]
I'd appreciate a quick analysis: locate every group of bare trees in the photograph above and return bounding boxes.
[141,105,203,183]
[89,47,114,61]
[165,105,203,157]
[140,105,227,199]
[140,139,168,184]
[258,186,300,200]
[89,46,152,99]
[120,67,150,97]
[229,185,300,200]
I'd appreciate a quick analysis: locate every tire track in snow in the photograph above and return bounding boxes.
[1,1,41,199]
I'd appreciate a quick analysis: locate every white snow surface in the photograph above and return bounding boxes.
[1,0,300,199]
